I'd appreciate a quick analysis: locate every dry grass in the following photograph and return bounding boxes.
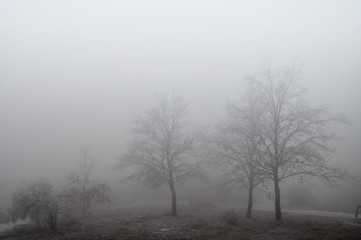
[1,204,360,240]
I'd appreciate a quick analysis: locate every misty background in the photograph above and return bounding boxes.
[1,0,361,211]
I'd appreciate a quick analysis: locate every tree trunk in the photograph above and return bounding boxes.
[49,212,57,231]
[50,217,57,231]
[82,195,87,218]
[170,183,177,217]
[246,183,253,218]
[355,206,361,218]
[274,177,282,221]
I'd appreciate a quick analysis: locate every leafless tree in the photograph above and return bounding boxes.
[116,94,204,217]
[68,147,109,218]
[210,86,266,218]
[9,179,61,230]
[248,63,347,221]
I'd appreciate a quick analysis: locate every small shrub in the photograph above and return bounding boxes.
[336,216,344,228]
[221,209,239,226]
[61,217,80,230]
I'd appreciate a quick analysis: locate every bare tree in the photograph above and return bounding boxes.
[68,147,109,218]
[248,63,347,221]
[116,94,203,217]
[210,86,266,218]
[9,179,61,230]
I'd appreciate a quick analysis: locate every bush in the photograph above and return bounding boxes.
[8,179,61,231]
[221,209,239,226]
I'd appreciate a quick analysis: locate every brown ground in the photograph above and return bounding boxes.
[1,204,360,240]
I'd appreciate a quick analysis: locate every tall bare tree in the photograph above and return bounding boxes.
[210,86,266,218]
[117,94,203,217]
[248,63,347,221]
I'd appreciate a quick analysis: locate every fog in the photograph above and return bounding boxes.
[1,0,361,214]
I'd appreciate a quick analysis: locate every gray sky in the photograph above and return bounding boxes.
[1,0,361,208]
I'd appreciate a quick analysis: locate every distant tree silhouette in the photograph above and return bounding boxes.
[68,147,109,218]
[117,94,204,217]
[210,84,266,218]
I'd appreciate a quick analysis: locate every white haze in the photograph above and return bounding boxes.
[1,0,361,209]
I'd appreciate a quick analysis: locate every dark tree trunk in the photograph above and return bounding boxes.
[82,197,87,218]
[246,182,254,218]
[274,177,282,221]
[170,183,177,217]
[50,218,56,231]
[49,212,57,231]
[355,206,361,218]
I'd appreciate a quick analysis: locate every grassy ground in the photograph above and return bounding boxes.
[1,204,360,240]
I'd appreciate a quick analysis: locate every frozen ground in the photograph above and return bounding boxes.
[0,203,360,239]
[0,219,30,233]
[107,202,356,219]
